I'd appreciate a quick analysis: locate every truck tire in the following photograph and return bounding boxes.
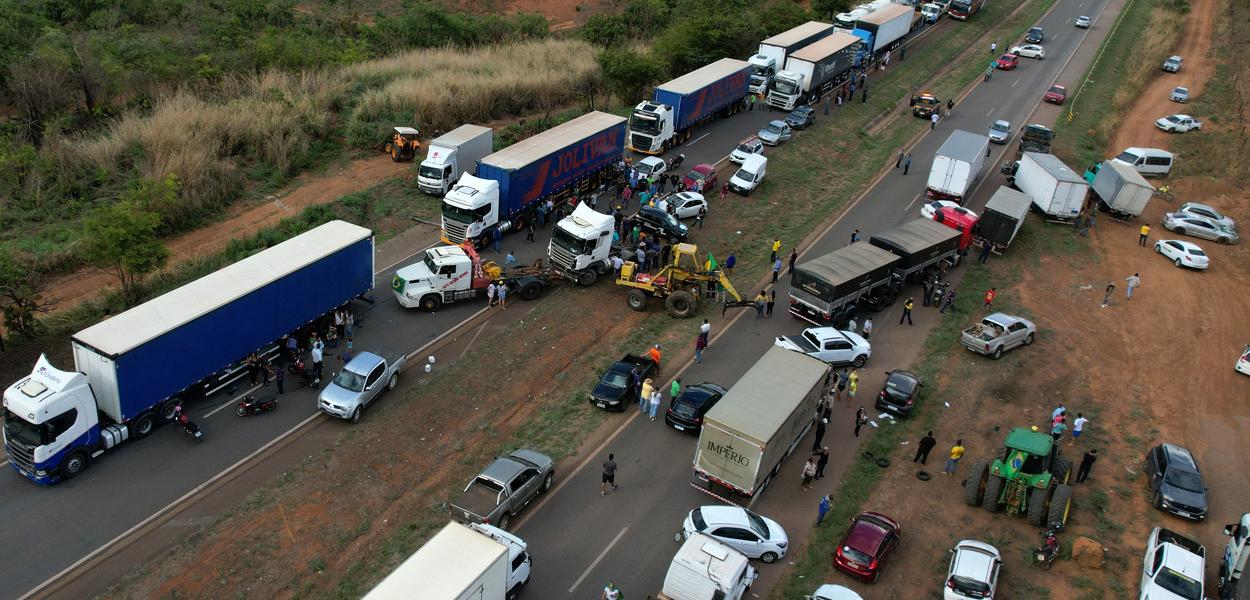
[419,294,442,312]
[1027,486,1050,526]
[665,290,697,318]
[520,281,544,300]
[627,289,648,311]
[963,460,989,506]
[61,451,89,479]
[160,399,181,422]
[130,412,157,439]
[574,268,597,286]
[1051,457,1072,483]
[981,474,1004,513]
[1047,484,1073,527]
[992,346,1004,360]
[852,354,868,367]
[387,373,398,391]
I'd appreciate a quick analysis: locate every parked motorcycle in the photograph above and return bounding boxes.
[235,394,278,417]
[287,355,318,388]
[1035,525,1061,569]
[173,405,204,442]
[931,280,949,307]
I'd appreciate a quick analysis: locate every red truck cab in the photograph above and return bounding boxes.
[932,206,980,250]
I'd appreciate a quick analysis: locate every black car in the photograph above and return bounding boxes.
[1147,443,1208,520]
[589,354,658,411]
[875,370,922,417]
[785,106,816,130]
[632,205,689,243]
[665,382,728,433]
[1025,26,1044,43]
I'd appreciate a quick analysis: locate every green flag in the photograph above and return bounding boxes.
[706,253,719,271]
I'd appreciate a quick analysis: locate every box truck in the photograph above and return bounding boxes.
[748,22,836,94]
[852,3,914,57]
[766,33,863,111]
[1090,159,1154,219]
[629,59,750,154]
[441,111,625,246]
[789,242,902,326]
[3,221,374,484]
[658,533,758,600]
[977,186,1032,251]
[417,125,494,196]
[693,346,826,498]
[1016,152,1089,220]
[363,521,531,600]
[926,129,990,203]
[868,217,962,282]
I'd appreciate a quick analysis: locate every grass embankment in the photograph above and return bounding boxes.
[1051,0,1186,167]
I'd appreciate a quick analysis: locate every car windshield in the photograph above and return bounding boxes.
[600,371,627,388]
[1174,87,1188,94]
[1049,86,1064,94]
[690,508,708,531]
[1156,567,1203,600]
[951,575,990,595]
[636,162,658,176]
[744,510,771,539]
[1164,468,1204,492]
[687,170,706,182]
[736,141,758,153]
[332,369,366,392]
[992,122,1010,133]
[1165,115,1183,123]
[734,168,757,183]
[763,123,783,135]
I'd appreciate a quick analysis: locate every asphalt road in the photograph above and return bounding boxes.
[515,1,1115,597]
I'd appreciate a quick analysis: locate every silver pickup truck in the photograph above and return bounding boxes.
[451,449,555,530]
[960,313,1037,359]
[317,351,408,423]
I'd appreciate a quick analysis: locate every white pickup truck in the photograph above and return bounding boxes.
[959,313,1037,359]
[1141,527,1207,600]
[774,327,872,367]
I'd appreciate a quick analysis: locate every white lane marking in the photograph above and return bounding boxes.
[1012,78,1021,88]
[987,107,995,117]
[686,133,711,147]
[905,192,925,212]
[0,460,8,468]
[203,385,264,418]
[568,526,630,593]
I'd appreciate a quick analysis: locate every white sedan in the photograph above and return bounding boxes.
[1154,239,1209,270]
[1010,44,1046,59]
[682,505,789,563]
[1156,114,1202,133]
[921,200,978,221]
[668,191,707,219]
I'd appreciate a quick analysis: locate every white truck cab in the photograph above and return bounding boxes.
[661,533,757,600]
[1220,514,1250,598]
[3,355,111,482]
[768,70,806,111]
[549,203,615,286]
[729,154,768,195]
[921,2,943,21]
[442,173,501,244]
[417,125,493,196]
[748,54,777,94]
[392,245,484,310]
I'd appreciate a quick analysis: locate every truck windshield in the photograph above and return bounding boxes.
[773,79,798,95]
[418,164,445,180]
[332,369,366,392]
[629,113,661,136]
[733,168,757,184]
[3,409,43,445]
[551,226,595,255]
[1156,568,1202,600]
[442,202,488,224]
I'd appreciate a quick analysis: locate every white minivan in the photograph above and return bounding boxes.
[1111,147,1174,176]
[729,153,768,195]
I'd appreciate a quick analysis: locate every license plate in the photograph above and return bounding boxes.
[597,402,606,408]
[1176,511,1191,518]
[673,424,685,431]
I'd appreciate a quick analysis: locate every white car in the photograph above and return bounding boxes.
[1010,44,1045,59]
[669,191,708,219]
[1156,114,1202,133]
[730,136,765,164]
[682,505,789,564]
[1236,344,1250,375]
[1075,15,1092,27]
[775,327,872,366]
[1154,239,1209,270]
[921,200,978,221]
[810,584,864,600]
[634,156,667,180]
[944,540,1001,600]
[1178,201,1235,230]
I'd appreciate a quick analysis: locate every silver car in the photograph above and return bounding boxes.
[317,351,406,423]
[1075,15,1091,27]
[1163,212,1239,244]
[758,120,792,146]
[1170,86,1189,103]
[1178,201,1235,229]
[988,120,1012,144]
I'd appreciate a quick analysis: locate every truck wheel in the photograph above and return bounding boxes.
[1023,333,1035,345]
[852,355,867,367]
[350,406,363,424]
[627,289,649,311]
[130,412,157,439]
[1047,484,1073,527]
[963,460,989,506]
[760,551,779,564]
[992,346,1004,360]
[387,373,398,391]
[498,513,512,531]
[542,471,554,493]
[520,281,544,300]
[575,268,597,286]
[665,290,697,318]
[61,451,89,479]
[1027,486,1050,526]
[419,294,442,312]
[160,399,181,422]
[981,474,1004,513]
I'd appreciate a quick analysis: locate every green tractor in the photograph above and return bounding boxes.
[963,427,1074,528]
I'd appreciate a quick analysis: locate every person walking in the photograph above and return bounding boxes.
[486,281,497,307]
[896,149,904,169]
[914,431,937,464]
[491,227,503,254]
[990,41,997,53]
[1050,419,1068,441]
[505,250,517,269]
[854,406,868,438]
[1072,413,1088,442]
[847,316,858,335]
[270,364,284,395]
[700,318,710,338]
[814,446,831,479]
[801,457,818,490]
[525,220,536,242]
[946,98,954,114]
[788,248,798,274]
[749,92,756,112]
[766,290,776,317]
[899,296,914,325]
[1125,273,1141,300]
[903,154,912,175]
[649,388,662,420]
[771,238,782,263]
[754,291,767,318]
[922,279,933,307]
[812,417,828,451]
[1138,224,1150,246]
[772,257,782,283]
[1101,282,1116,307]
[851,228,861,243]
[647,344,662,372]
[983,287,996,310]
[695,205,706,229]
[817,494,833,525]
[940,288,956,313]
[640,377,653,412]
[943,440,965,474]
[310,338,324,385]
[861,87,868,103]
[602,453,619,495]
[984,65,993,81]
[1076,449,1098,483]
[862,318,873,339]
[930,112,939,130]
[848,368,859,400]
[694,333,707,363]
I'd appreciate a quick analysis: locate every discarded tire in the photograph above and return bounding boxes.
[916,471,932,481]
[875,458,890,468]
[862,451,875,460]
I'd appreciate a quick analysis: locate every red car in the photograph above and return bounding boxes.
[683,163,718,193]
[995,53,1019,70]
[933,205,980,250]
[832,512,901,582]
[1044,84,1067,104]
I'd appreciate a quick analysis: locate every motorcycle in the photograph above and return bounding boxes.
[173,405,204,442]
[668,153,685,171]
[1034,525,1061,569]
[235,393,278,417]
[287,355,318,388]
[931,280,949,307]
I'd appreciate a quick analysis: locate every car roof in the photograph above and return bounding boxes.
[691,163,715,173]
[345,351,385,374]
[952,540,1000,579]
[1174,86,1189,91]
[482,456,528,482]
[1160,443,1200,471]
[846,513,896,551]
[1171,240,1203,251]
[993,119,1010,127]
[766,120,786,127]
[639,156,664,167]
[888,369,921,383]
[697,505,751,527]
[1180,201,1217,213]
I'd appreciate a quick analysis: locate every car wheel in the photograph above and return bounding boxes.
[852,355,867,367]
[992,346,1003,360]
[1218,236,1231,244]
[498,513,512,531]
[1154,243,1162,253]
[387,373,398,390]
[1173,227,1185,235]
[1023,333,1034,345]
[350,406,362,424]
[542,471,554,493]
[760,551,779,564]
[1175,258,1183,267]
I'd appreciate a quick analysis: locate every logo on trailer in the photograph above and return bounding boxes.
[522,129,622,204]
[705,440,751,466]
[688,70,750,121]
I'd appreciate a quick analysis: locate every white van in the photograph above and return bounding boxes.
[729,154,768,196]
[660,533,757,600]
[1111,147,1174,177]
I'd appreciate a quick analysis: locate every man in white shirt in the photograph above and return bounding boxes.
[1072,413,1089,442]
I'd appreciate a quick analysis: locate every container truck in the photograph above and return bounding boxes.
[658,533,758,600]
[852,3,914,57]
[1016,152,1089,221]
[748,22,836,95]
[3,221,374,484]
[363,521,531,600]
[417,125,494,196]
[628,58,750,154]
[547,202,617,286]
[441,111,625,246]
[693,345,825,498]
[1090,159,1154,219]
[868,217,962,283]
[948,0,986,19]
[789,242,902,326]
[977,186,1032,251]
[766,33,863,111]
[926,129,990,203]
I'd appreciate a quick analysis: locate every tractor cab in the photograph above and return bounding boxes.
[387,126,421,162]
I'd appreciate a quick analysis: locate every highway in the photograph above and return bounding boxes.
[514,0,1114,597]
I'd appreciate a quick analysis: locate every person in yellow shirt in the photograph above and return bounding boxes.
[639,378,653,412]
[1139,224,1150,246]
[944,440,965,474]
[900,296,914,325]
[770,238,782,262]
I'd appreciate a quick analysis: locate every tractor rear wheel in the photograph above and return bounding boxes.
[963,460,990,506]
[1027,486,1050,526]
[1047,484,1074,528]
[981,474,1005,513]
[627,289,649,311]
[1051,457,1072,484]
[665,290,697,318]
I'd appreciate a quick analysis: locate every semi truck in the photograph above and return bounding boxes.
[3,221,374,484]
[789,242,902,326]
[547,202,617,286]
[748,22,836,95]
[766,32,863,111]
[628,58,750,154]
[391,244,551,311]
[1016,152,1089,221]
[1089,159,1154,219]
[868,217,962,283]
[693,345,825,498]
[836,0,893,29]
[659,533,758,600]
[363,521,531,600]
[926,129,990,203]
[852,3,914,57]
[948,0,986,20]
[1219,513,1249,599]
[441,111,625,246]
[417,125,494,196]
[977,186,1032,251]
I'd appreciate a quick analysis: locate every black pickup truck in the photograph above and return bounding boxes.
[589,354,658,411]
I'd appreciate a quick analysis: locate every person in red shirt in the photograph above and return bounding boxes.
[984,287,997,309]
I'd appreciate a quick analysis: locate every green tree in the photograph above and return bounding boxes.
[0,251,53,342]
[760,0,814,34]
[812,0,853,21]
[654,15,764,77]
[582,13,627,47]
[623,0,670,36]
[82,196,170,307]
[596,48,663,105]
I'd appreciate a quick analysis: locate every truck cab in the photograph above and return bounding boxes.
[417,125,493,197]
[662,533,758,600]
[1141,527,1206,600]
[549,203,615,286]
[629,100,675,154]
[441,173,501,245]
[729,154,768,196]
[748,54,777,94]
[3,355,109,483]
[392,245,490,311]
[767,70,805,111]
[1220,513,1249,597]
[920,3,943,22]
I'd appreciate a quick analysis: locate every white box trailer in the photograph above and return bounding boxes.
[417,124,494,196]
[750,21,837,93]
[1091,159,1154,218]
[693,346,826,498]
[853,3,914,54]
[1016,152,1089,220]
[364,521,531,600]
[926,130,990,203]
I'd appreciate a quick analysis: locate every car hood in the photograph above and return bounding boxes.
[1160,484,1208,510]
[762,515,789,546]
[319,382,363,408]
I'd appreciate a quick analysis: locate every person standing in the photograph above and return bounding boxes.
[766,290,776,317]
[700,318,711,338]
[754,291,767,318]
[811,417,828,451]
[944,440,965,474]
[1072,413,1089,442]
[486,281,497,307]
[247,352,261,385]
[896,149,904,169]
[695,205,706,229]
[801,457,818,490]
[984,66,993,81]
[497,282,508,309]
[648,344,662,371]
[814,446,831,479]
[788,248,799,274]
[649,388,662,420]
[749,92,756,112]
[899,296,914,325]
[851,228,861,243]
[1138,224,1150,246]
[505,250,517,269]
[847,316,858,334]
[602,453,619,495]
[525,220,535,242]
[1076,449,1098,483]
[848,368,859,400]
[914,431,937,464]
[694,333,707,363]
[334,309,346,341]
[940,288,956,313]
[824,94,831,115]
[640,377,653,412]
[983,287,997,310]
[772,257,782,283]
[854,406,868,437]
[930,112,939,130]
[922,279,933,307]
[671,378,682,402]
[602,582,622,600]
[862,318,873,339]
[1125,273,1141,300]
[771,238,782,263]
[861,87,868,103]
[817,494,833,525]
[946,98,954,114]
[310,337,324,385]
[903,154,913,175]
[990,41,997,53]
[1050,419,1067,441]
[272,363,284,395]
[492,227,503,254]
[978,241,993,264]
[725,252,736,275]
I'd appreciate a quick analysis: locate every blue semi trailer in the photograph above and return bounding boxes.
[2,220,374,484]
[627,58,751,154]
[440,111,626,245]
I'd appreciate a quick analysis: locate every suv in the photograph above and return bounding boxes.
[632,205,689,243]
[1146,443,1208,521]
[730,136,764,164]
[450,449,555,530]
[1025,26,1044,43]
[1162,55,1183,72]
[665,382,728,433]
[945,540,1001,599]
